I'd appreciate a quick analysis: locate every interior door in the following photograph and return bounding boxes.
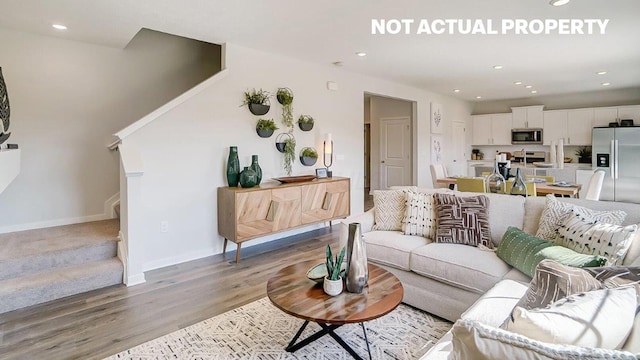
[379,117,411,189]
[451,122,466,176]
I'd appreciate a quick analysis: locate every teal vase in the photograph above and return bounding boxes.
[226,146,240,187]
[239,166,258,188]
[250,155,262,185]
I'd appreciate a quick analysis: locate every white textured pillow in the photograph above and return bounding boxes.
[505,288,637,349]
[372,190,406,231]
[556,210,638,265]
[535,195,626,242]
[402,191,435,239]
[451,319,637,360]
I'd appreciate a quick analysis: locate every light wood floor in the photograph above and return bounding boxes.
[0,228,337,360]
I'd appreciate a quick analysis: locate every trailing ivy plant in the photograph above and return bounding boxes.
[277,88,294,129]
[283,136,296,175]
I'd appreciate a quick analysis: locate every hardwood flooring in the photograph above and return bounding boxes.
[0,227,338,360]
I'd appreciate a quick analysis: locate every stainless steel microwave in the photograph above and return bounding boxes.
[511,128,543,144]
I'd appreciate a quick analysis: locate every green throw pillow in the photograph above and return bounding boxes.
[497,227,607,277]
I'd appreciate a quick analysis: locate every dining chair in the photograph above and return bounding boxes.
[505,179,537,196]
[584,170,606,201]
[456,177,487,193]
[430,164,449,189]
[525,175,555,183]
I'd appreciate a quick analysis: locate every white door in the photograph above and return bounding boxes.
[379,117,411,189]
[451,122,466,176]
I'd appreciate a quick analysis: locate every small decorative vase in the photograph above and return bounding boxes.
[323,276,343,296]
[486,161,506,194]
[510,167,528,197]
[239,166,258,188]
[250,155,262,185]
[346,223,368,294]
[226,146,240,187]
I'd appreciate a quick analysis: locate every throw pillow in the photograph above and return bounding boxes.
[496,227,606,277]
[450,319,637,360]
[402,191,436,239]
[433,193,492,248]
[535,195,626,242]
[516,259,602,311]
[556,210,638,265]
[371,190,405,231]
[505,287,637,349]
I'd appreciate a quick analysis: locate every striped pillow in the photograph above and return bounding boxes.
[402,191,436,239]
[433,193,492,248]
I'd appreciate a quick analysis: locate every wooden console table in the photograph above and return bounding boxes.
[218,177,350,263]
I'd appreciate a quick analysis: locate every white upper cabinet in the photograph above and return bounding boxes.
[543,108,594,146]
[594,105,640,127]
[511,105,544,128]
[472,113,512,145]
[617,105,640,124]
[543,110,567,145]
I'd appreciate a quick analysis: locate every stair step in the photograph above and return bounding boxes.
[0,220,119,281]
[0,258,123,314]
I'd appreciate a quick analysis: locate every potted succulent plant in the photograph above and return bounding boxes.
[576,146,592,164]
[241,88,271,115]
[297,115,314,131]
[256,118,278,138]
[323,245,345,296]
[299,147,318,166]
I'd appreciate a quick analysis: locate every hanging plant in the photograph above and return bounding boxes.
[299,147,318,166]
[277,88,294,129]
[241,88,271,115]
[275,132,292,153]
[297,115,314,131]
[283,136,297,175]
[256,118,278,138]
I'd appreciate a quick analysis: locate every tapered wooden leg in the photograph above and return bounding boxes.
[236,243,242,263]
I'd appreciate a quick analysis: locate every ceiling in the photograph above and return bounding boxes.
[1,0,639,102]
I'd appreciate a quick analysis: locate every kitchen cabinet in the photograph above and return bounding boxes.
[472,113,511,145]
[594,105,640,127]
[512,105,544,129]
[543,109,592,146]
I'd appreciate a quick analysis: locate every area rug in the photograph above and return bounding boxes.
[105,297,452,359]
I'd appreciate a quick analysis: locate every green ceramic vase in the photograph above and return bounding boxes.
[239,166,258,188]
[226,146,240,187]
[250,155,262,185]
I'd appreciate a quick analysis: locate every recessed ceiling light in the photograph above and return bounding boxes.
[514,81,523,85]
[525,85,533,89]
[453,89,461,93]
[549,0,570,6]
[493,65,503,70]
[52,24,67,30]
[596,71,607,75]
[602,82,611,86]
[355,52,367,57]
[476,96,482,99]
[531,90,538,94]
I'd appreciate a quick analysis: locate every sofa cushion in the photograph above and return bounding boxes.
[363,231,430,271]
[372,190,406,231]
[496,227,607,277]
[433,193,492,248]
[410,243,510,294]
[556,210,638,265]
[402,191,436,238]
[450,319,637,360]
[505,287,637,349]
[535,195,626,242]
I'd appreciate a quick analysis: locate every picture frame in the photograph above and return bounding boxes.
[315,168,328,179]
[431,102,443,134]
[431,135,444,164]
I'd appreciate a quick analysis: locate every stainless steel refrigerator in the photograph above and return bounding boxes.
[592,127,640,203]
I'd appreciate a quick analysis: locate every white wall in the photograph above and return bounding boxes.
[121,43,473,273]
[0,27,220,232]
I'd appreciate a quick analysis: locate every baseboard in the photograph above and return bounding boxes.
[0,213,115,234]
[126,273,146,287]
[104,192,120,218]
[143,247,217,272]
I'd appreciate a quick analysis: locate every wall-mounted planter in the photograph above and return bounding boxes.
[249,103,270,116]
[276,87,294,105]
[299,147,318,166]
[256,128,274,138]
[297,115,314,131]
[275,133,293,153]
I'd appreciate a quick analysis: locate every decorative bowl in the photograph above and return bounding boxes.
[532,162,554,168]
[306,262,346,283]
[564,157,573,163]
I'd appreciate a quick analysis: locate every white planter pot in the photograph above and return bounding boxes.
[323,276,343,296]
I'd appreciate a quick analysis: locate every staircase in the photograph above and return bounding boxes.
[0,219,123,314]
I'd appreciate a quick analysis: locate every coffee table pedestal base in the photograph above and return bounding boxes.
[286,320,372,360]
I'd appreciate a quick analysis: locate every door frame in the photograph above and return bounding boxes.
[379,116,412,189]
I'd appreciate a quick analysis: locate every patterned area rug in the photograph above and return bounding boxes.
[105,297,452,359]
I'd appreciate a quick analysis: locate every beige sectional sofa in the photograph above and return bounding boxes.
[339,188,640,358]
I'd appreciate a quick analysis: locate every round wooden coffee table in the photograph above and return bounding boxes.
[266,259,403,360]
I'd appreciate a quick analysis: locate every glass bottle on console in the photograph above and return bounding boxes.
[509,168,528,197]
[486,161,506,194]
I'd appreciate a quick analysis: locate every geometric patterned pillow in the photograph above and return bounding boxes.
[434,193,492,248]
[402,191,435,238]
[556,210,638,265]
[372,190,406,231]
[535,195,627,242]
